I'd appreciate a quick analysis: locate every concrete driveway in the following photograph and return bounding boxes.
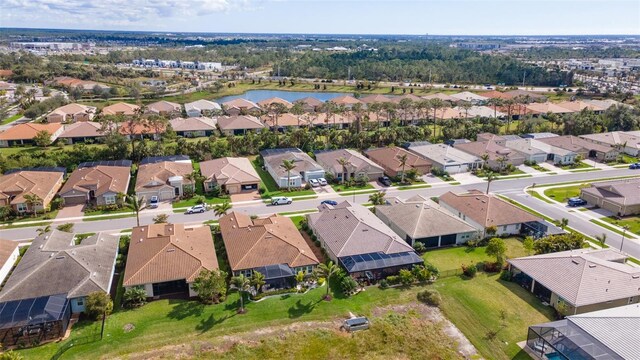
[231,191,261,202]
[56,204,85,219]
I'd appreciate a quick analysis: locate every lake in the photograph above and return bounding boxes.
[216,90,348,104]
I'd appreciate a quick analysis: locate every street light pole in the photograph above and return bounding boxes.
[620,225,630,252]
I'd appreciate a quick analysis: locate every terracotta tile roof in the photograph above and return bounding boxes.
[222,98,260,110]
[217,115,265,130]
[455,140,526,162]
[364,146,432,174]
[169,117,217,132]
[479,90,513,100]
[556,100,606,112]
[60,164,130,198]
[504,89,547,101]
[219,212,319,271]
[360,94,392,104]
[123,224,218,286]
[146,101,181,113]
[526,102,575,114]
[315,149,384,175]
[329,95,362,106]
[538,135,615,154]
[261,148,324,178]
[199,157,260,186]
[0,239,18,268]
[59,121,104,138]
[119,120,166,135]
[257,97,293,109]
[307,201,415,258]
[49,103,96,116]
[508,248,640,307]
[0,169,64,205]
[101,102,140,116]
[0,123,62,141]
[391,94,423,103]
[135,160,193,193]
[261,113,302,127]
[0,230,119,301]
[422,93,459,102]
[439,190,540,227]
[294,97,323,107]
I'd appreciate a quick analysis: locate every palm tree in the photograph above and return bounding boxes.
[595,233,607,248]
[214,201,232,217]
[458,100,472,119]
[251,271,266,293]
[485,171,497,194]
[36,224,52,236]
[125,195,146,227]
[430,98,444,141]
[560,218,569,230]
[397,153,409,184]
[280,159,297,191]
[314,261,339,300]
[480,153,490,170]
[23,194,43,218]
[620,225,630,252]
[368,191,387,206]
[231,274,251,313]
[336,157,350,184]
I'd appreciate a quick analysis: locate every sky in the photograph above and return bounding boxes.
[1,0,639,36]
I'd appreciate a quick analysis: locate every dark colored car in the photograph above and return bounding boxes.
[629,163,640,169]
[378,176,392,187]
[567,197,587,207]
[321,200,338,206]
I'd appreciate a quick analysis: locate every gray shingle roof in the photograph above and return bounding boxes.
[508,248,640,307]
[0,230,119,301]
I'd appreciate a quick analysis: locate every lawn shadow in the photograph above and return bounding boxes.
[196,313,232,333]
[287,299,321,319]
[167,300,206,320]
[496,278,556,319]
[224,298,242,312]
[464,246,479,253]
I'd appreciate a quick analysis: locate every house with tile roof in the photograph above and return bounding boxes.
[580,178,640,216]
[439,190,547,237]
[59,161,131,206]
[184,99,221,117]
[0,239,19,285]
[220,212,319,289]
[538,135,619,162]
[46,103,97,123]
[145,101,181,117]
[508,248,640,315]
[261,148,325,188]
[135,156,194,201]
[0,230,119,313]
[217,115,265,136]
[528,303,640,360]
[450,91,488,104]
[454,136,526,170]
[406,142,483,174]
[556,100,606,114]
[376,195,478,248]
[580,131,640,157]
[58,121,106,144]
[261,113,304,129]
[359,94,392,104]
[293,97,323,112]
[525,102,575,115]
[257,97,293,109]
[307,201,423,280]
[0,168,65,214]
[364,146,432,178]
[119,119,166,140]
[0,122,63,147]
[221,98,261,116]
[505,138,578,165]
[169,117,217,137]
[422,93,459,102]
[329,95,362,108]
[199,157,260,194]
[101,102,140,117]
[315,148,384,182]
[123,224,218,299]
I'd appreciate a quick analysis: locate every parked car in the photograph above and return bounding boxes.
[318,178,328,186]
[629,163,640,169]
[321,200,338,206]
[567,197,587,207]
[186,204,206,214]
[378,176,392,187]
[149,196,159,209]
[271,197,292,205]
[341,317,370,332]
[309,179,320,187]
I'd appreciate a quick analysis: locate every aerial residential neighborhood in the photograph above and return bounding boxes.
[0,4,639,360]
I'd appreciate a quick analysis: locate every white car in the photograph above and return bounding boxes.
[271,197,292,205]
[149,196,159,209]
[186,204,206,214]
[318,178,328,186]
[308,179,320,187]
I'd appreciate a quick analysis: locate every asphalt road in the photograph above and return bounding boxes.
[2,168,639,257]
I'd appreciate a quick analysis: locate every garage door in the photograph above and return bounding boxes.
[440,234,457,247]
[159,190,174,201]
[444,165,464,174]
[64,195,86,206]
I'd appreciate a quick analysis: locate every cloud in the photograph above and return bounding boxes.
[1,0,254,27]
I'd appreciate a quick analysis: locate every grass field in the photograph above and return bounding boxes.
[527,190,554,204]
[0,210,59,226]
[422,238,529,273]
[172,195,229,208]
[543,184,590,203]
[597,216,640,236]
[330,183,374,192]
[0,113,22,125]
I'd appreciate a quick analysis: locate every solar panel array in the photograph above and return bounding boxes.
[340,251,423,273]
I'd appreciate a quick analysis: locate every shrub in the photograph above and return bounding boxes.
[84,291,113,320]
[251,287,298,301]
[462,264,477,278]
[258,186,266,194]
[386,275,399,285]
[483,261,501,273]
[378,279,389,289]
[50,198,63,211]
[398,269,415,286]
[123,287,147,308]
[413,242,427,254]
[417,289,441,306]
[192,195,206,205]
[56,223,74,233]
[499,270,512,281]
[340,276,358,296]
[119,235,131,256]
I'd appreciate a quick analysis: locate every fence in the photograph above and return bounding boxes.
[438,268,463,278]
[50,332,101,360]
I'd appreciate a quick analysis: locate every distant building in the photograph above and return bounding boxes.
[261,148,325,188]
[580,178,640,216]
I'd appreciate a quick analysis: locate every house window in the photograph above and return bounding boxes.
[630,297,636,304]
[16,203,28,212]
[502,225,508,231]
[77,298,84,306]
[289,179,297,186]
[104,195,116,205]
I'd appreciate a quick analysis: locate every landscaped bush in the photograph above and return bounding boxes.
[192,195,206,204]
[251,287,298,301]
[461,264,477,278]
[413,242,427,254]
[499,270,512,281]
[398,269,415,286]
[378,279,389,289]
[417,289,441,306]
[123,287,147,309]
[340,276,358,296]
[85,204,124,214]
[386,275,399,285]
[483,262,501,273]
[119,235,131,256]
[50,198,63,211]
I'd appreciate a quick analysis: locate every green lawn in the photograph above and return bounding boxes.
[0,210,59,226]
[83,207,132,216]
[569,168,601,173]
[172,195,229,208]
[543,184,590,203]
[1,113,22,125]
[528,164,550,172]
[398,184,431,190]
[597,216,640,236]
[330,183,374,192]
[422,238,529,273]
[560,161,591,170]
[251,158,316,198]
[527,190,554,204]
